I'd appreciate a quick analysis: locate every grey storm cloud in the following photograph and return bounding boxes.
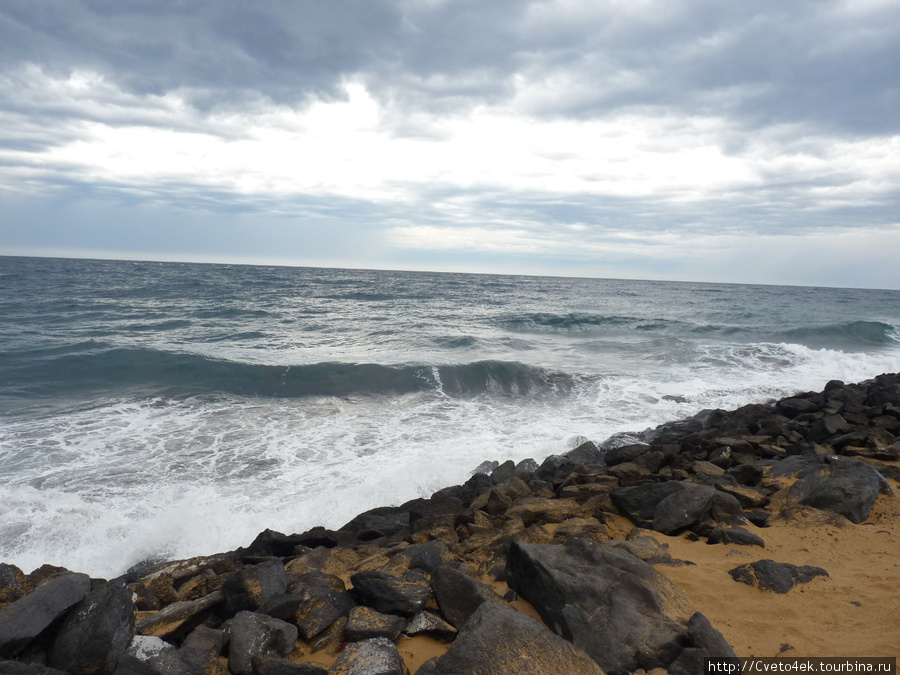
[1,0,897,132]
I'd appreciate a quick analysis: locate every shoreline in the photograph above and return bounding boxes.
[2,373,899,673]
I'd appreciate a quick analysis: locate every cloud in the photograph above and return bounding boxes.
[1,0,899,287]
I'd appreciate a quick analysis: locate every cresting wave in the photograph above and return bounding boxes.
[0,345,575,402]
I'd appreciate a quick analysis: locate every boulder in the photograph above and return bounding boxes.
[292,582,354,641]
[506,539,696,674]
[134,591,225,643]
[349,571,430,618]
[429,566,506,630]
[0,662,68,675]
[177,625,227,675]
[707,526,765,547]
[403,611,457,641]
[728,560,829,593]
[253,658,327,674]
[0,572,92,657]
[790,457,891,523]
[115,634,191,675]
[49,581,136,674]
[429,601,603,674]
[227,611,297,675]
[0,565,25,607]
[613,482,743,535]
[563,440,604,465]
[328,637,405,675]
[344,607,405,642]
[222,561,288,615]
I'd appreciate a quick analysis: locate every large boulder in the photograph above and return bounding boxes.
[349,571,430,618]
[49,581,136,674]
[611,482,743,535]
[429,566,506,629]
[507,539,702,675]
[789,457,891,523]
[328,637,405,675]
[115,634,191,675]
[227,611,297,675]
[134,591,225,643]
[428,601,604,674]
[222,561,288,615]
[0,572,92,657]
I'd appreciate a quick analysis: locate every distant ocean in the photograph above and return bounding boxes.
[2,256,899,577]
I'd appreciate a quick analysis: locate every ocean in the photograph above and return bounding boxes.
[1,255,899,578]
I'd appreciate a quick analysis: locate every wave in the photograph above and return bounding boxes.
[774,321,899,349]
[501,313,648,332]
[0,346,575,401]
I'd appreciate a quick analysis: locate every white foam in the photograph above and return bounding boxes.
[1,341,898,578]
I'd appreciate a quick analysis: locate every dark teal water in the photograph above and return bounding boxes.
[1,255,899,576]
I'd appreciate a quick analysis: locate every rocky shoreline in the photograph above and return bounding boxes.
[2,374,899,674]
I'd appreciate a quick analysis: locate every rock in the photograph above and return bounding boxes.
[609,482,683,528]
[292,582,354,641]
[612,536,671,562]
[0,565,25,607]
[728,560,829,593]
[707,526,765,547]
[652,484,720,535]
[177,625,227,675]
[614,481,744,535]
[563,440,603,465]
[49,581,136,674]
[344,607,405,642]
[602,444,652,466]
[715,483,769,508]
[286,549,360,583]
[242,529,319,559]
[390,541,452,574]
[135,591,225,643]
[776,397,821,419]
[429,601,603,674]
[506,539,695,674]
[430,566,506,629]
[116,634,190,675]
[403,611,457,641]
[227,611,297,675]
[790,457,891,523]
[328,637,405,675]
[349,571,430,618]
[0,572,92,658]
[687,612,738,658]
[505,498,584,527]
[222,561,288,615]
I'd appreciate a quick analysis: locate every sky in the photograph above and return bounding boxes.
[1,0,899,289]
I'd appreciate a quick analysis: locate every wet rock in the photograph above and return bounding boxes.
[177,625,227,675]
[602,444,652,466]
[707,526,765,547]
[292,582,354,641]
[403,611,457,641]
[728,560,829,593]
[222,561,288,615]
[429,601,603,674]
[344,607,405,642]
[135,591,225,643]
[0,572,92,658]
[227,611,297,675]
[49,581,136,674]
[507,539,695,674]
[563,440,604,465]
[328,637,405,675]
[777,397,821,419]
[430,566,506,630]
[0,565,25,608]
[390,541,452,574]
[0,662,69,675]
[349,571,430,618]
[253,658,327,675]
[116,634,190,675]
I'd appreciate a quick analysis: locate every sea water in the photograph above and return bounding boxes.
[1,255,899,577]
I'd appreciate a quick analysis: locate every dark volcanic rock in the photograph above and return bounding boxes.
[403,611,457,641]
[0,572,92,658]
[430,565,507,630]
[116,635,191,675]
[563,440,603,465]
[134,591,225,643]
[177,625,227,675]
[790,456,891,523]
[222,560,288,615]
[344,606,405,642]
[506,539,697,674]
[292,581,354,641]
[349,570,430,618]
[728,560,829,593]
[328,637,405,675]
[707,526,765,547]
[253,658,328,675]
[429,601,604,675]
[612,481,743,535]
[0,662,68,675]
[227,611,297,675]
[49,581,136,674]
[0,565,25,608]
